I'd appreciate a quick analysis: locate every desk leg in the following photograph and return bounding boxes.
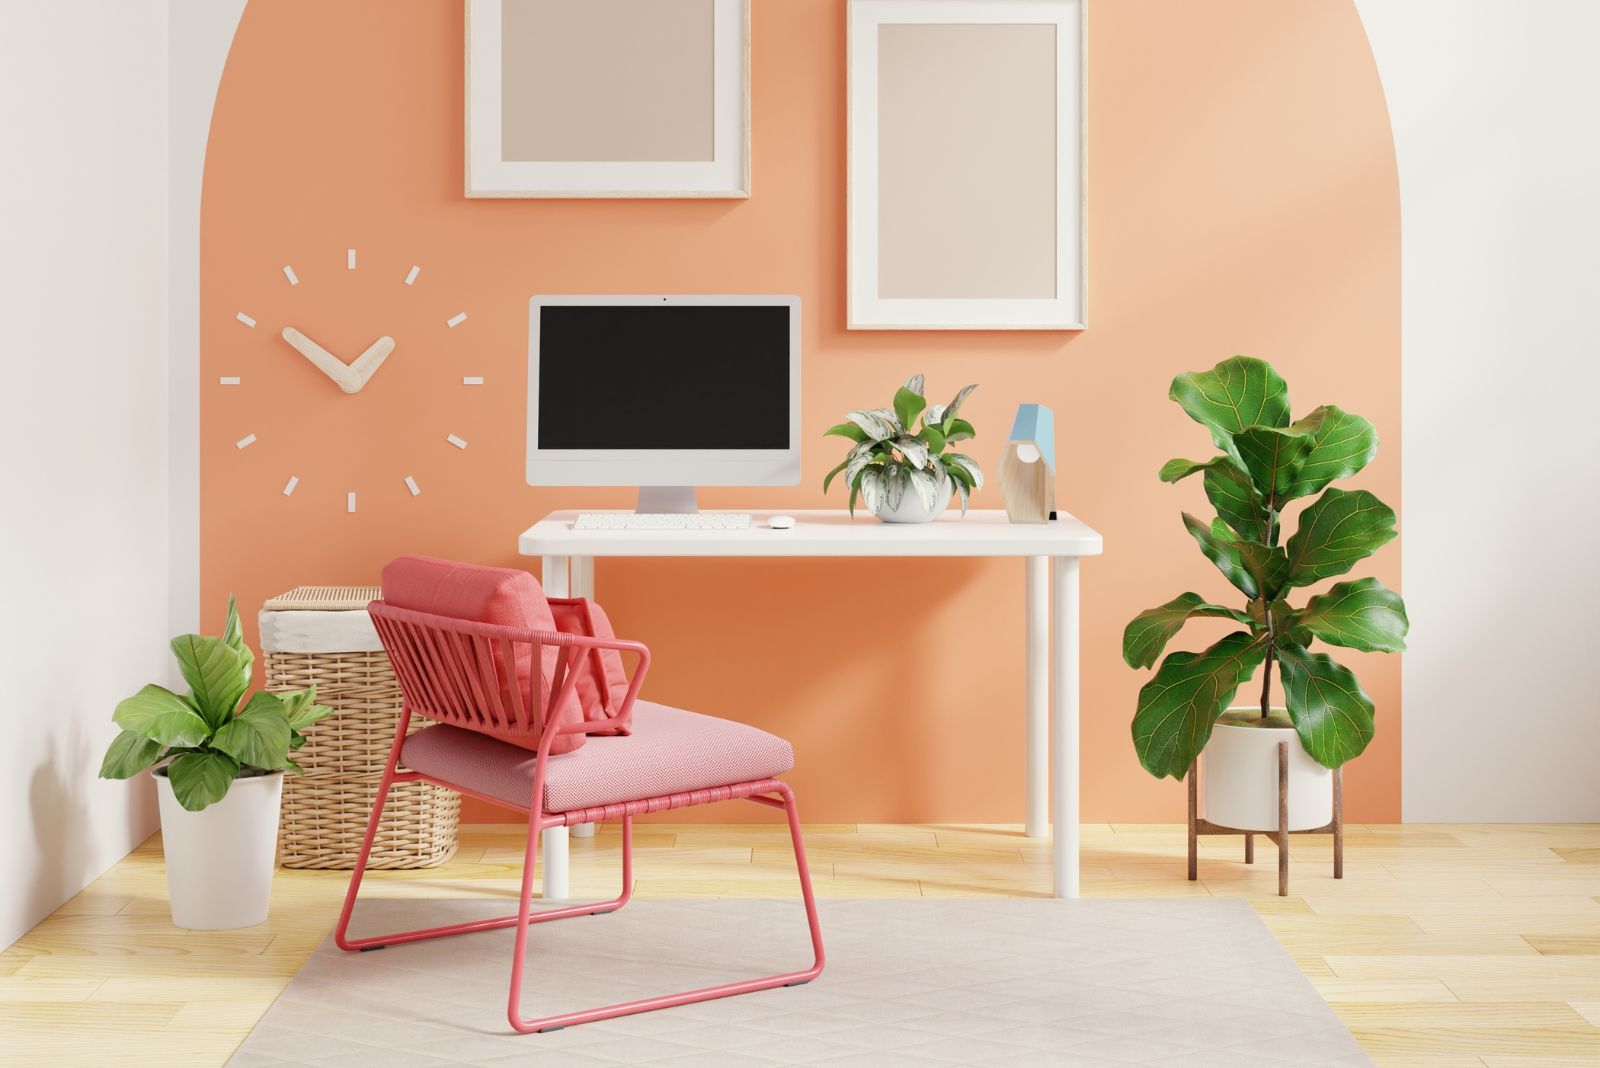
[1025,557,1049,839]
[568,556,597,840]
[1051,556,1081,899]
[537,557,574,891]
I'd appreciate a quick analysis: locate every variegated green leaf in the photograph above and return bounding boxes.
[860,466,886,514]
[902,373,925,396]
[885,463,908,510]
[1295,577,1408,652]
[845,409,897,441]
[1123,593,1252,669]
[1132,632,1268,780]
[908,465,940,510]
[1169,356,1290,458]
[1181,513,1257,598]
[943,417,975,443]
[1278,405,1379,500]
[953,477,969,515]
[945,453,984,491]
[918,425,946,454]
[843,443,881,491]
[824,421,870,443]
[893,387,927,432]
[943,383,979,422]
[893,435,929,469]
[1275,642,1376,769]
[1283,488,1398,588]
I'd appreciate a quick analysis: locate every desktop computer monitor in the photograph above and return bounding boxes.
[526,295,801,513]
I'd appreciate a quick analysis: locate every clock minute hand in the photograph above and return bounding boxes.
[282,327,359,393]
[347,336,396,391]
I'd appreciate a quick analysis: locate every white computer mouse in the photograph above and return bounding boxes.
[768,515,796,530]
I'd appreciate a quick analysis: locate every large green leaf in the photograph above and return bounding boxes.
[1233,538,1291,601]
[1181,513,1257,598]
[893,387,926,433]
[943,417,975,443]
[1234,423,1317,498]
[165,750,240,811]
[1283,488,1398,588]
[1132,632,1268,780]
[1158,457,1222,484]
[1275,642,1376,769]
[212,692,292,770]
[114,684,211,747]
[1295,577,1408,652]
[170,634,246,729]
[1169,356,1290,458]
[222,594,254,689]
[1123,594,1251,669]
[1204,460,1272,545]
[1278,405,1379,501]
[99,730,164,779]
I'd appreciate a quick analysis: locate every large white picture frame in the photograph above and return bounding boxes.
[848,0,1085,329]
[466,0,750,198]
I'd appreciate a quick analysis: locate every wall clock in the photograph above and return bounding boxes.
[224,249,481,512]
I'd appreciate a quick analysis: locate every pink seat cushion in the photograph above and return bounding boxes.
[380,555,586,755]
[399,701,794,814]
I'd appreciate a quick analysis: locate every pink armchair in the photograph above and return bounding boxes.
[334,559,824,1034]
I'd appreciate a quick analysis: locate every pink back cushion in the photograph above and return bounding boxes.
[548,598,633,732]
[380,555,585,754]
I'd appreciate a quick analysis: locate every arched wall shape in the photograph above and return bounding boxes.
[201,0,1400,823]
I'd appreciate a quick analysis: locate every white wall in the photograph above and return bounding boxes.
[0,3,172,946]
[1357,2,1600,821]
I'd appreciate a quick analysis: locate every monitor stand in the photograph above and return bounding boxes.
[635,486,698,514]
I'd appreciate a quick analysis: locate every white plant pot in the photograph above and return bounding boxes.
[153,767,283,929]
[874,476,954,524]
[1202,716,1332,832]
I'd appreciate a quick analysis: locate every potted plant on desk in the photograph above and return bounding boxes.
[1123,356,1407,836]
[99,597,331,929]
[822,373,984,523]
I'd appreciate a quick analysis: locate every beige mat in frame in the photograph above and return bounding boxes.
[228,898,1368,1066]
[848,0,1086,330]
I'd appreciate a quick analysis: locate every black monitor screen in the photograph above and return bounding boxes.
[537,303,791,450]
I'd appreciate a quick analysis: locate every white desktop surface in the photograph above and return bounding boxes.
[520,509,1103,558]
[519,506,1103,901]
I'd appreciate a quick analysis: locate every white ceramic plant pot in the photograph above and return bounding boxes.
[875,476,954,524]
[1202,713,1332,832]
[153,767,283,930]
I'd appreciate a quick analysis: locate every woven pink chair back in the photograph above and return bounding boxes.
[368,600,577,741]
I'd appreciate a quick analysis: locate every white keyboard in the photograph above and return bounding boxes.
[572,512,753,531]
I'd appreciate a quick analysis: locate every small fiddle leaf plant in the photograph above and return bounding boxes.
[1123,356,1408,779]
[99,596,333,811]
[822,373,985,516]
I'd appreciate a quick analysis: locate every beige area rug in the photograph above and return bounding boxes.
[228,898,1368,1066]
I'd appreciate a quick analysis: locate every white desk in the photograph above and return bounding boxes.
[518,509,1104,899]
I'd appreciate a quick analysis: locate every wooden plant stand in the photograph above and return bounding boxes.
[1187,741,1343,896]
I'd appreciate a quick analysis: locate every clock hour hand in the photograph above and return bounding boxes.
[347,336,395,390]
[281,327,359,393]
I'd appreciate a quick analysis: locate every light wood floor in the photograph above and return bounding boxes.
[3,822,1597,1066]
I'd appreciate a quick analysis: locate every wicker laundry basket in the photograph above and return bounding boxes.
[262,586,459,869]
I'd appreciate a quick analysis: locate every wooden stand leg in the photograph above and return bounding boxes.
[1187,762,1198,882]
[1244,833,1254,864]
[1277,742,1289,897]
[1333,767,1344,879]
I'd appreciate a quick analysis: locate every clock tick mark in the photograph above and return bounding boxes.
[347,491,357,513]
[282,476,299,497]
[236,434,257,450]
[236,312,256,328]
[463,376,484,386]
[283,265,299,286]
[446,312,467,328]
[219,376,241,386]
[405,476,421,497]
[404,265,421,286]
[446,434,468,450]
[346,248,357,270]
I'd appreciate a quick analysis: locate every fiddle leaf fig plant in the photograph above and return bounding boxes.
[99,596,333,811]
[1123,356,1407,779]
[821,373,984,517]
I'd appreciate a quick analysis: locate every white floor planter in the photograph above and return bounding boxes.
[153,767,283,930]
[1202,714,1332,832]
[875,477,954,524]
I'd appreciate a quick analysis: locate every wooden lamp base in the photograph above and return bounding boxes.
[1187,741,1344,896]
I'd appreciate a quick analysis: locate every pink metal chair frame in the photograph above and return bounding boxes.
[335,602,826,1034]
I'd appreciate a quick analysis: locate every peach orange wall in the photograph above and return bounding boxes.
[201,0,1400,823]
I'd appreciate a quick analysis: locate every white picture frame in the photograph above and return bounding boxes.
[848,0,1085,329]
[466,0,750,198]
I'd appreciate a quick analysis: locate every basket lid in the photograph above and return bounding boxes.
[262,585,381,612]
